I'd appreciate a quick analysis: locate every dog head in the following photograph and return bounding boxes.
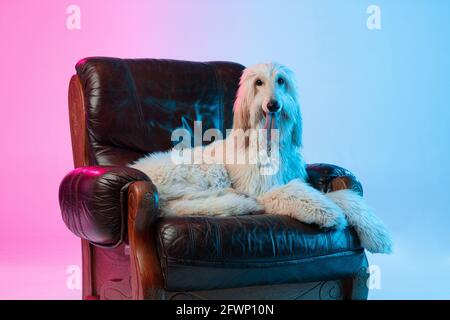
[233,62,302,148]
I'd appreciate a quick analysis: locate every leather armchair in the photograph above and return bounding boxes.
[59,57,369,300]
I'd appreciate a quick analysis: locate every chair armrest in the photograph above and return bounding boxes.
[58,166,158,247]
[128,181,163,299]
[306,163,363,196]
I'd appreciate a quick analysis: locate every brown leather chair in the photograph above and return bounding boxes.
[59,57,369,300]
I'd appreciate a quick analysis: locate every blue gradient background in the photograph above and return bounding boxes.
[153,0,450,299]
[0,0,449,299]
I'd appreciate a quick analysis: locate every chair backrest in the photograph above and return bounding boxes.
[68,57,244,167]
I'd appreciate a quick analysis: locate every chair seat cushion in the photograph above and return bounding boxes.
[155,214,365,291]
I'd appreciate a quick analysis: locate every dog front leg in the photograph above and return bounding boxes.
[164,188,263,217]
[258,179,347,229]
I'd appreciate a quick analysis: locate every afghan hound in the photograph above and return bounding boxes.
[129,63,393,254]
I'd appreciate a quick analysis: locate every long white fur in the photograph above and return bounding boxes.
[129,62,393,254]
[326,190,393,253]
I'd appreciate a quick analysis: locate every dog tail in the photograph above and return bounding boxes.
[326,189,393,254]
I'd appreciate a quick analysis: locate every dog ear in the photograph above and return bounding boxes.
[233,74,251,131]
[281,65,303,148]
[233,96,250,131]
[291,104,303,148]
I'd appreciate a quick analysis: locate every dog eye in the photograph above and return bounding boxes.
[277,78,285,85]
[255,79,263,86]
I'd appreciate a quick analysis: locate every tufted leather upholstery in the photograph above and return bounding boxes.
[157,215,363,290]
[60,57,369,299]
[76,57,244,166]
[158,215,361,263]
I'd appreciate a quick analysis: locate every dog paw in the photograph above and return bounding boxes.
[356,223,393,254]
[310,202,348,230]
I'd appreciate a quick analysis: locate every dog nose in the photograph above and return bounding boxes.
[267,100,280,113]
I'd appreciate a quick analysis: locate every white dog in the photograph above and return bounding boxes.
[129,63,393,254]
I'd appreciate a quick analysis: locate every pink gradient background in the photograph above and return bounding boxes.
[1,0,450,299]
[1,0,311,299]
[0,0,239,299]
